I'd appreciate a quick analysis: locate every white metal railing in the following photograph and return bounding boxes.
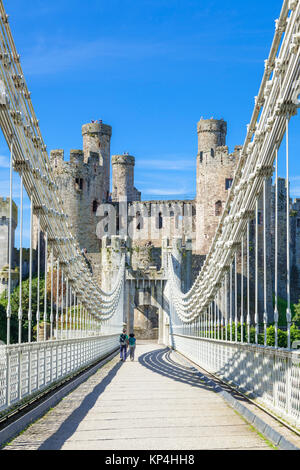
[0,0,125,415]
[0,334,119,414]
[166,0,300,430]
[171,334,300,428]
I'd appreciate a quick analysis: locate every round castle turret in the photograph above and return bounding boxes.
[112,154,138,202]
[197,118,227,155]
[82,122,112,201]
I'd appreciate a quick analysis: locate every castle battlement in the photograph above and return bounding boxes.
[50,148,104,173]
[88,151,101,165]
[69,149,84,164]
[198,146,238,166]
[112,154,135,166]
[197,118,227,135]
[82,122,112,137]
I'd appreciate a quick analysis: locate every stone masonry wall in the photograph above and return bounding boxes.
[0,198,18,269]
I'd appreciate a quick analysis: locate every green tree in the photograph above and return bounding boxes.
[292,300,300,325]
[0,276,50,344]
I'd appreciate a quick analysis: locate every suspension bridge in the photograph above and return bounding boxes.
[0,0,300,451]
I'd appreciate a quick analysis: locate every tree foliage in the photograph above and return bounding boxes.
[0,276,51,344]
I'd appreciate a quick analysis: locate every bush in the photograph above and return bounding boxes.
[224,322,300,348]
[273,295,298,326]
[0,276,50,344]
[293,300,300,325]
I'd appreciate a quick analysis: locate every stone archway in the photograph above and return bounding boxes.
[133,287,158,339]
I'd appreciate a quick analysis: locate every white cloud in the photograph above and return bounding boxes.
[22,37,170,76]
[21,30,264,77]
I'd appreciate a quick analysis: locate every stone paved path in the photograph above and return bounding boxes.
[3,343,273,450]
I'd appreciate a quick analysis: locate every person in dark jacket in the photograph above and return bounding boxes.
[119,329,128,361]
[128,334,136,361]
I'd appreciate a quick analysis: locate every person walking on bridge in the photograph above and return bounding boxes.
[129,333,136,361]
[119,329,128,361]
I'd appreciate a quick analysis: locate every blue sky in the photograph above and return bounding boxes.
[0,0,299,246]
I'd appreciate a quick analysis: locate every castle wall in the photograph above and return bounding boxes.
[270,180,300,305]
[128,200,196,248]
[0,198,18,269]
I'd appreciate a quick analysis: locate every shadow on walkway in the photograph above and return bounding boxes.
[38,360,123,450]
[139,347,252,407]
[138,347,215,391]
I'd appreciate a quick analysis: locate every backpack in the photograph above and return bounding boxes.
[119,334,127,346]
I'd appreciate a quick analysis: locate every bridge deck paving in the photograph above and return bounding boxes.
[3,343,273,450]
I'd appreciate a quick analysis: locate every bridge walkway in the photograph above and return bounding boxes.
[3,342,273,450]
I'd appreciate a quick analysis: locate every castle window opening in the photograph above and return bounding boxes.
[257,211,263,225]
[297,219,300,228]
[176,214,183,229]
[158,212,163,230]
[199,152,203,163]
[136,211,143,230]
[225,178,233,190]
[92,200,98,213]
[211,149,214,157]
[75,178,83,190]
[215,200,222,216]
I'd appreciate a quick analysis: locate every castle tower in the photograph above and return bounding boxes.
[82,121,112,201]
[0,198,18,269]
[111,154,141,203]
[197,118,227,156]
[0,198,18,295]
[49,147,104,253]
[196,118,238,255]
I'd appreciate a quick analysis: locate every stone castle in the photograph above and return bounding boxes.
[1,117,300,338]
[48,118,239,255]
